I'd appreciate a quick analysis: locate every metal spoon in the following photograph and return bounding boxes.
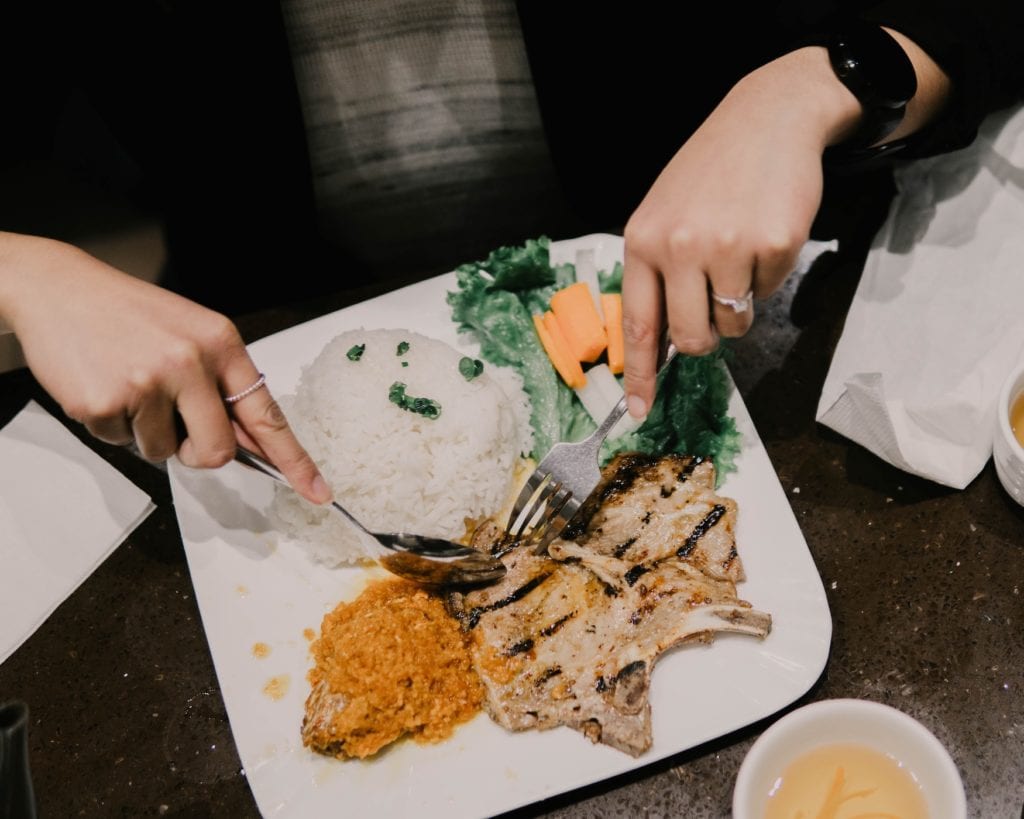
[234,447,506,586]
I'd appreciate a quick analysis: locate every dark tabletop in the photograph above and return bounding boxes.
[1,247,1022,819]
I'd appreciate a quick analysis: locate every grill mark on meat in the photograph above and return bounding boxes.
[625,564,650,586]
[594,661,648,709]
[598,453,659,499]
[562,452,665,540]
[613,537,637,559]
[677,455,703,482]
[505,638,534,657]
[560,518,588,542]
[626,503,728,585]
[535,666,562,686]
[676,504,726,558]
[540,612,574,637]
[507,612,576,661]
[459,572,552,629]
[490,535,527,559]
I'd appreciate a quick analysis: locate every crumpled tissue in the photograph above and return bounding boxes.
[0,400,155,666]
[817,104,1024,489]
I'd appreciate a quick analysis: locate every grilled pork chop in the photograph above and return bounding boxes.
[447,453,771,756]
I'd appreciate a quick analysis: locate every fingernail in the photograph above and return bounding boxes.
[627,395,647,419]
[311,474,333,504]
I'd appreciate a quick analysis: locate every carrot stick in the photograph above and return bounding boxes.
[601,293,624,375]
[532,313,586,389]
[550,282,608,364]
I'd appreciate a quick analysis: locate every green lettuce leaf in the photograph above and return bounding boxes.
[471,236,556,291]
[447,239,568,457]
[447,238,741,481]
[603,346,741,479]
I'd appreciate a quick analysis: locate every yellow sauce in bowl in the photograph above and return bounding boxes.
[1011,392,1024,448]
[765,743,928,819]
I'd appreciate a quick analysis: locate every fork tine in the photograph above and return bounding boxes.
[524,486,575,552]
[504,341,679,549]
[505,470,550,533]
[507,476,561,541]
[526,485,571,536]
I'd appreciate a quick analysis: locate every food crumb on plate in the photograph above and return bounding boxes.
[252,642,271,659]
[263,675,290,701]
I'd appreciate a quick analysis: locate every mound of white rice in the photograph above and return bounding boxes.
[272,328,533,565]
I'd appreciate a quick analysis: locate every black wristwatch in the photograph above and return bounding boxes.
[821,20,918,166]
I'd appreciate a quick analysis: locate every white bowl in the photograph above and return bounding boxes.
[732,699,966,819]
[994,362,1024,506]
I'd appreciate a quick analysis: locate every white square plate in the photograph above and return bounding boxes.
[169,234,831,818]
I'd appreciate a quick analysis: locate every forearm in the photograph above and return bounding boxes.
[878,27,951,143]
[0,232,56,335]
[727,28,951,156]
[0,232,23,332]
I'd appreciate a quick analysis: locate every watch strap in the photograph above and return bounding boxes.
[820,19,918,168]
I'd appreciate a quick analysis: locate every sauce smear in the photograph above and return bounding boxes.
[765,743,927,819]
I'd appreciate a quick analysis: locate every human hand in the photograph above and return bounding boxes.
[0,233,332,504]
[620,47,862,417]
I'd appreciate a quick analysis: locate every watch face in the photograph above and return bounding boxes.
[826,20,917,151]
[829,22,917,109]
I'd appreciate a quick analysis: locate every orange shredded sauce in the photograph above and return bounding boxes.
[304,579,483,759]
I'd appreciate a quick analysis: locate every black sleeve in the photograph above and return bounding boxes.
[860,0,1024,155]
[515,1,1024,228]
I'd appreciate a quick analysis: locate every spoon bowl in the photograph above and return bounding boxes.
[234,447,506,586]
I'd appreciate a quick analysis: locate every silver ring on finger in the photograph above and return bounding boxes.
[224,373,267,404]
[710,290,754,313]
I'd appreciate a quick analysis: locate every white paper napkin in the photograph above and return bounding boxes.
[0,400,155,665]
[817,104,1024,488]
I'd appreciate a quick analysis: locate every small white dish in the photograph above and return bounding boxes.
[733,698,966,819]
[994,362,1024,506]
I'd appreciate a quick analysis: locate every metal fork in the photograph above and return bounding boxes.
[506,343,678,553]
